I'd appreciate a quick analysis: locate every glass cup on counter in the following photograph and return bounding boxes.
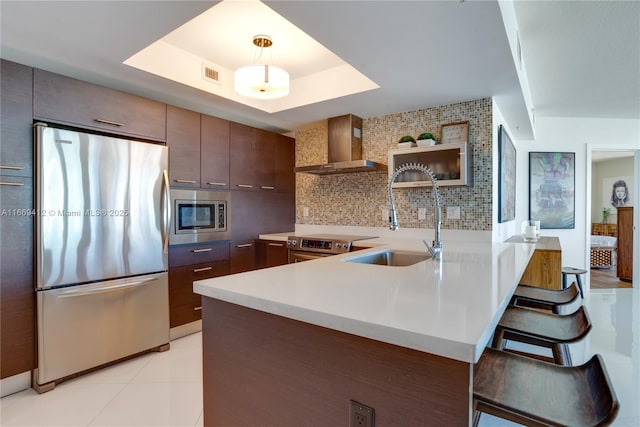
[521,220,538,242]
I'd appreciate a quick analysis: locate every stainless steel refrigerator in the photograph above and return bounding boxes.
[34,123,170,391]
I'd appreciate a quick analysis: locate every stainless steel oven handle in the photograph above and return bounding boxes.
[162,170,171,253]
[56,277,158,298]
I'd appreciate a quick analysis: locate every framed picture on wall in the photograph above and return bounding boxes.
[498,125,516,223]
[440,121,469,144]
[529,152,575,229]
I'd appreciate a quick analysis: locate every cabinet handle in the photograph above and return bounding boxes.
[236,243,253,248]
[193,266,213,273]
[268,243,284,247]
[260,186,275,190]
[191,248,212,253]
[206,182,227,187]
[0,181,25,186]
[174,179,197,184]
[193,306,202,311]
[94,118,124,127]
[236,184,253,188]
[0,165,25,170]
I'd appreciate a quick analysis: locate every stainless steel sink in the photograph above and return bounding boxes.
[344,250,429,267]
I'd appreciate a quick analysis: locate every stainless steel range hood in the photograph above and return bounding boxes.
[295,114,387,175]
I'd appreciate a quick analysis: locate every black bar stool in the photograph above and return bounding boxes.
[491,305,591,365]
[562,267,587,298]
[510,282,580,314]
[473,348,619,427]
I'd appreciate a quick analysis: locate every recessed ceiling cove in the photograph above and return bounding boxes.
[124,0,379,113]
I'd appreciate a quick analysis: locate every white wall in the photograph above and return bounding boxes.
[591,156,634,223]
[492,98,519,242]
[515,117,640,284]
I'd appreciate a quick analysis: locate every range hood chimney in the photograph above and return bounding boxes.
[295,114,387,175]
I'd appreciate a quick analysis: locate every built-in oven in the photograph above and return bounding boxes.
[286,234,376,263]
[170,189,230,245]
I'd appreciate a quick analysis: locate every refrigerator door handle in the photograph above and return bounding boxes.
[56,277,158,298]
[162,169,171,254]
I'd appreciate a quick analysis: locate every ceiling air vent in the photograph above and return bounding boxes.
[202,64,221,85]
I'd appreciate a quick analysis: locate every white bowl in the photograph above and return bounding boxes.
[397,141,416,149]
[416,139,436,147]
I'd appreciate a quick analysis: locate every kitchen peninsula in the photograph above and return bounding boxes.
[194,238,534,426]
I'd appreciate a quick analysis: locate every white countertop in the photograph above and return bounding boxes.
[258,232,293,242]
[194,237,534,363]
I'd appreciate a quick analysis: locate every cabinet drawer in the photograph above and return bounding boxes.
[167,106,201,188]
[34,69,166,141]
[169,242,230,268]
[169,260,229,327]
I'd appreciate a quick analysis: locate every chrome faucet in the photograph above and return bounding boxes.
[388,163,443,260]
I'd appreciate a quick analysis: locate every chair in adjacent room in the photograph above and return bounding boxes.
[473,347,619,427]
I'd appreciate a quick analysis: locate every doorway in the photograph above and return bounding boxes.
[588,149,637,290]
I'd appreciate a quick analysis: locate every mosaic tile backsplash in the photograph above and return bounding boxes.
[295,98,493,230]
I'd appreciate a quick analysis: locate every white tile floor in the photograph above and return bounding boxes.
[1,288,639,427]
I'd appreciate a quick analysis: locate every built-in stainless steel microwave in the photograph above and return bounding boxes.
[169,189,230,245]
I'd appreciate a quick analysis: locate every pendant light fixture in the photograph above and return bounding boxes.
[234,35,289,99]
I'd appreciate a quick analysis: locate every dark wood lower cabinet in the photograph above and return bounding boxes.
[258,239,288,268]
[230,240,257,274]
[0,177,35,379]
[169,242,230,328]
[202,298,472,426]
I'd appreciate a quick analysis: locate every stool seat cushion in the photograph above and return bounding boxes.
[474,348,619,427]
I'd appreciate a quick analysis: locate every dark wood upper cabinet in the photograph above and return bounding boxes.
[201,115,230,190]
[33,68,166,141]
[1,60,33,177]
[255,129,276,191]
[230,123,294,193]
[275,134,295,193]
[167,106,201,188]
[229,122,258,191]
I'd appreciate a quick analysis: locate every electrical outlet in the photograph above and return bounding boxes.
[447,206,461,220]
[382,208,389,222]
[418,207,426,220]
[303,207,309,217]
[350,400,374,427]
